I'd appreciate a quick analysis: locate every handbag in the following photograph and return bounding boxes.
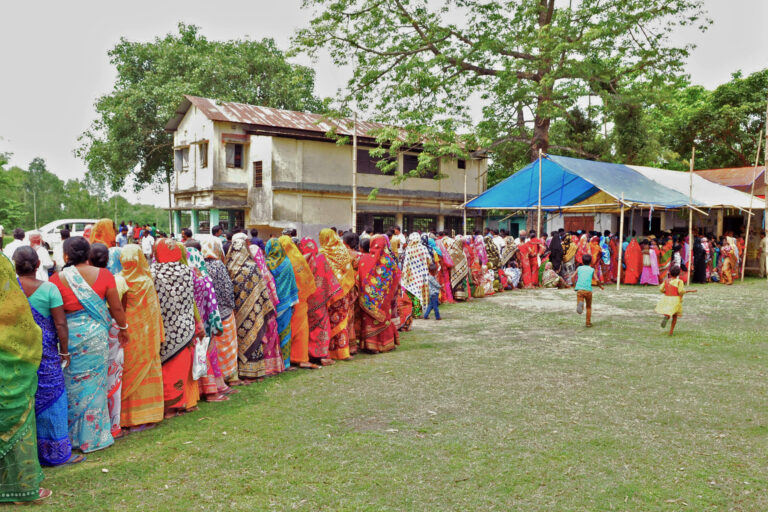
[192,337,210,380]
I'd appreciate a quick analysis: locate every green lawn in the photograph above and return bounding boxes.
[38,280,768,511]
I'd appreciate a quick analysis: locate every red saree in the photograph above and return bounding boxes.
[358,235,400,353]
[299,238,342,360]
[623,239,642,284]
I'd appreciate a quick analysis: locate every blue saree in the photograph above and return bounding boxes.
[265,239,298,370]
[60,267,114,453]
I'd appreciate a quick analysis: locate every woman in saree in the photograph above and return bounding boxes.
[89,218,117,248]
[589,236,603,283]
[14,247,81,466]
[319,229,357,360]
[448,236,470,302]
[186,247,230,402]
[249,240,284,376]
[265,239,299,370]
[658,238,674,281]
[117,245,164,431]
[88,243,127,439]
[608,235,619,283]
[0,254,49,502]
[483,236,502,271]
[341,232,363,353]
[358,235,401,353]
[541,261,566,288]
[299,237,342,366]
[402,233,431,314]
[226,235,277,381]
[49,237,126,453]
[623,238,643,284]
[150,238,202,417]
[548,233,563,272]
[279,236,317,368]
[201,237,242,383]
[436,236,455,303]
[692,237,707,284]
[466,237,486,297]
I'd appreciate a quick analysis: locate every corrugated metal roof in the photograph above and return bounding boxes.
[694,166,765,189]
[165,95,390,137]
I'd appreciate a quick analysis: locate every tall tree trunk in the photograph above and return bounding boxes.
[531,101,551,161]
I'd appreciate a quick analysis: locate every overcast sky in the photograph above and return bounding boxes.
[1,0,765,206]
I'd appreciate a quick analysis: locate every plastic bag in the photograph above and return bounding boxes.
[192,337,210,380]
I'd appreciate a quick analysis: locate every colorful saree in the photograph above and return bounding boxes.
[402,233,430,312]
[0,256,44,502]
[266,239,298,370]
[201,237,240,381]
[279,236,317,365]
[448,236,469,300]
[60,266,114,453]
[118,245,164,427]
[151,239,198,413]
[436,237,455,303]
[319,229,357,360]
[299,238,342,360]
[623,239,642,284]
[358,235,400,353]
[18,280,71,466]
[226,237,276,379]
[250,244,283,376]
[89,218,116,247]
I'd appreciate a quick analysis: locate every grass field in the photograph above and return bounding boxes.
[38,279,768,511]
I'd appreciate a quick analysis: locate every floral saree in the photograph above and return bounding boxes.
[299,238,342,360]
[358,235,400,353]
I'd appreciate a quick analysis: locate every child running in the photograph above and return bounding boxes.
[655,264,696,335]
[572,253,603,327]
[423,264,442,320]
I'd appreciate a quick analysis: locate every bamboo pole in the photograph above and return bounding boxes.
[352,112,358,233]
[463,168,467,236]
[617,193,625,290]
[741,130,763,281]
[687,147,695,285]
[537,149,542,237]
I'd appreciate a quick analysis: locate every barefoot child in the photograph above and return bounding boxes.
[572,254,604,327]
[655,264,695,335]
[423,264,442,320]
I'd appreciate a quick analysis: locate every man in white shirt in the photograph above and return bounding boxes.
[126,221,135,243]
[492,229,506,255]
[28,231,54,281]
[393,225,406,247]
[360,224,373,240]
[3,228,27,259]
[141,229,155,261]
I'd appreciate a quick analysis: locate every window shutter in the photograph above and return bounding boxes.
[226,144,235,168]
[253,161,263,188]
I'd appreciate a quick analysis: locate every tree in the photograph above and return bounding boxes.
[77,23,325,197]
[0,154,25,229]
[294,0,708,171]
[653,68,768,170]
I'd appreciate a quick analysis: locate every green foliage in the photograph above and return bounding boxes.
[654,68,768,170]
[0,155,169,232]
[78,23,325,193]
[294,0,708,179]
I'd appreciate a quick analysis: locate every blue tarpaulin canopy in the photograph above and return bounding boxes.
[466,154,692,209]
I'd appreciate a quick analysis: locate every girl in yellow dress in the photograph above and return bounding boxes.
[655,265,696,335]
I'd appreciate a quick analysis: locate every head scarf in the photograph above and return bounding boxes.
[299,237,342,309]
[200,235,225,261]
[251,244,280,307]
[474,235,488,266]
[0,254,43,462]
[187,247,223,337]
[279,235,317,302]
[201,237,235,320]
[483,236,501,270]
[150,239,195,363]
[265,238,298,314]
[318,228,355,296]
[90,218,116,248]
[358,235,400,323]
[448,236,469,287]
[107,247,123,275]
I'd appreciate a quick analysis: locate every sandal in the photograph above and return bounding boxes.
[206,394,230,403]
[129,423,157,434]
[15,488,52,505]
[228,380,246,387]
[299,362,321,370]
[320,358,335,366]
[223,387,240,395]
[64,453,86,465]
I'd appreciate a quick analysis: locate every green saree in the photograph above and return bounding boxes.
[0,254,44,502]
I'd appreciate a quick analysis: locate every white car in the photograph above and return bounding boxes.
[36,219,97,250]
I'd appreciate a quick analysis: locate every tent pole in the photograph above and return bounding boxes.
[537,149,542,236]
[352,112,358,233]
[741,130,763,282]
[617,193,625,291]
[687,147,695,285]
[463,168,467,236]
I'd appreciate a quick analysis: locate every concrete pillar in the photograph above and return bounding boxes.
[437,215,445,231]
[190,210,199,235]
[210,208,220,229]
[172,210,181,235]
[660,211,667,232]
[716,209,724,237]
[395,213,404,230]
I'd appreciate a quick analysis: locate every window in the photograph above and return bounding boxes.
[197,210,210,234]
[175,147,189,172]
[226,143,244,168]
[457,159,466,169]
[199,142,208,168]
[253,161,263,188]
[356,149,394,175]
[408,216,437,233]
[403,154,437,179]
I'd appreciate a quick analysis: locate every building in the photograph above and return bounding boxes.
[694,166,766,196]
[165,95,487,238]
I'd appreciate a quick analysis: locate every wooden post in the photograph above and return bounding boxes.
[741,130,763,281]
[463,168,467,235]
[351,112,358,233]
[617,193,625,290]
[687,147,695,285]
[537,149,542,237]
[629,207,634,237]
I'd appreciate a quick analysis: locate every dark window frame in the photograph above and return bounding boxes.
[253,161,263,188]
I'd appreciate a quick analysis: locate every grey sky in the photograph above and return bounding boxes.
[1,0,765,206]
